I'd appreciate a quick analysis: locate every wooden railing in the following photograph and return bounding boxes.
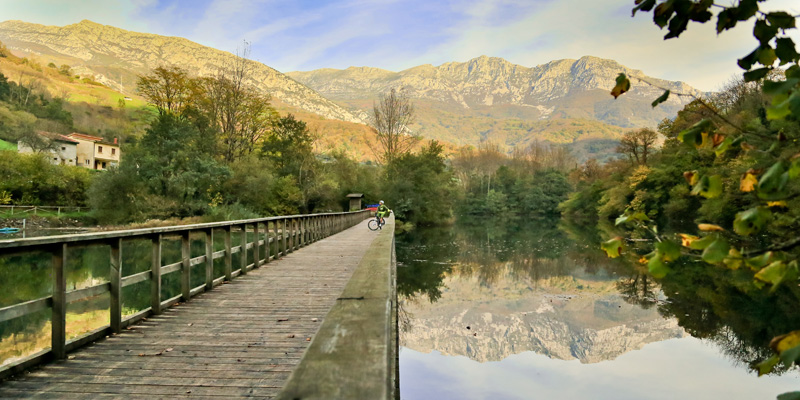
[0,210,370,379]
[0,205,87,216]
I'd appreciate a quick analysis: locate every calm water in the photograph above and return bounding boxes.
[0,229,271,367]
[397,219,800,400]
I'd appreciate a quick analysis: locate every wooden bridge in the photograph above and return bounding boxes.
[0,211,398,399]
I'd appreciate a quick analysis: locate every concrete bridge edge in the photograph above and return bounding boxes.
[275,216,399,400]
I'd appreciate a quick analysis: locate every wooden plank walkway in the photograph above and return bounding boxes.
[0,220,377,399]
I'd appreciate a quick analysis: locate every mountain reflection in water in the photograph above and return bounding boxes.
[397,218,800,399]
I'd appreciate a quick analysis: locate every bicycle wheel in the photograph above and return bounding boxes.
[368,219,379,231]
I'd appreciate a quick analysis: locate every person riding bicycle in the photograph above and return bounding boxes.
[376,200,391,228]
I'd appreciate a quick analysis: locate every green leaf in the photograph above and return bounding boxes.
[757,161,789,200]
[701,236,730,264]
[763,78,800,96]
[651,90,670,108]
[755,261,788,285]
[656,240,681,262]
[754,19,779,46]
[738,47,759,70]
[615,210,650,226]
[648,253,670,278]
[775,38,800,65]
[611,73,631,99]
[733,207,772,236]
[678,119,713,147]
[601,237,624,258]
[780,344,800,369]
[766,11,797,30]
[716,9,736,33]
[789,158,800,179]
[744,67,771,82]
[653,0,676,28]
[632,0,656,16]
[691,175,722,198]
[664,13,689,39]
[688,234,716,250]
[756,355,780,376]
[757,46,777,66]
[714,136,732,157]
[746,251,775,270]
[734,0,759,21]
[777,392,800,400]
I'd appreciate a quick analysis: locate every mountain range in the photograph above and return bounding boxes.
[401,268,685,364]
[0,19,705,160]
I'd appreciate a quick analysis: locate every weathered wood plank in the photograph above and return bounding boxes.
[0,296,51,323]
[0,216,373,399]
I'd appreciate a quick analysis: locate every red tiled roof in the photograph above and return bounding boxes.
[35,131,79,144]
[67,133,105,142]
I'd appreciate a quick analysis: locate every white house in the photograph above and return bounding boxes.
[17,132,79,166]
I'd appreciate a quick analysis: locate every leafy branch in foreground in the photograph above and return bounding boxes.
[606,0,800,387]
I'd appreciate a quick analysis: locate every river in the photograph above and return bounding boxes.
[396,219,800,399]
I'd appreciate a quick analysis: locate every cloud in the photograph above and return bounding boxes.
[407,0,800,91]
[2,0,799,90]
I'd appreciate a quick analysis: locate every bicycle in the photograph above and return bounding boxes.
[368,215,386,231]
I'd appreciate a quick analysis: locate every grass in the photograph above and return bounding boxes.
[0,139,16,151]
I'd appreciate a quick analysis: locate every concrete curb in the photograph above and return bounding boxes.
[275,216,397,400]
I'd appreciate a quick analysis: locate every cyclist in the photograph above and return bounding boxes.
[376,200,391,229]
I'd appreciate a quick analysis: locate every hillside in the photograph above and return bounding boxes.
[0,19,366,125]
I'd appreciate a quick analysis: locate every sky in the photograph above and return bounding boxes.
[1,0,799,91]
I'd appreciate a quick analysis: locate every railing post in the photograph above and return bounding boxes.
[224,226,232,280]
[240,224,247,275]
[181,232,191,300]
[253,223,260,268]
[264,221,272,264]
[110,238,122,334]
[291,218,296,251]
[151,234,162,315]
[282,218,288,256]
[51,243,67,360]
[301,217,306,247]
[205,228,213,290]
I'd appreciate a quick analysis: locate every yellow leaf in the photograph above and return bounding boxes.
[698,223,725,232]
[767,201,787,208]
[740,173,758,192]
[741,142,755,151]
[680,234,699,247]
[770,330,800,353]
[638,256,648,265]
[723,248,742,270]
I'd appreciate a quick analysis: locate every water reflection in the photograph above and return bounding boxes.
[397,218,800,398]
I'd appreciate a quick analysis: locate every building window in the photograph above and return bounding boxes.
[53,158,58,162]
[101,162,106,169]
[61,146,66,151]
[86,160,90,165]
[98,146,103,153]
[112,148,116,155]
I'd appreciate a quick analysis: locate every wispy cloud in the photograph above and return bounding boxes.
[2,0,799,91]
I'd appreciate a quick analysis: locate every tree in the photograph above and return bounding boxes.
[606,0,800,386]
[616,128,658,165]
[136,66,193,116]
[370,88,419,164]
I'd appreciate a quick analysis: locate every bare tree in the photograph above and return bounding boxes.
[369,88,419,163]
[617,128,658,165]
[202,42,277,162]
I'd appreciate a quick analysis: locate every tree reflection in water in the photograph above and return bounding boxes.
[397,217,800,375]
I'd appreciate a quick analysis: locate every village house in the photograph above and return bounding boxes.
[66,133,120,170]
[17,132,79,166]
